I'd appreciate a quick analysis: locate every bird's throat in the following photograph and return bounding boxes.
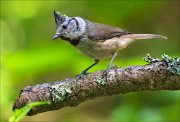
[60,36,80,46]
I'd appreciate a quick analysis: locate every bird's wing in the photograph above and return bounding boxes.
[85,20,132,41]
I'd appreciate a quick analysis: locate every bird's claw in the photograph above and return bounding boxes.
[111,64,118,68]
[102,64,116,77]
[102,67,113,77]
[102,68,110,77]
[76,71,87,79]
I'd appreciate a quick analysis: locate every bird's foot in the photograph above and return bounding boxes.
[76,70,87,79]
[102,64,117,77]
[102,68,110,77]
[96,64,117,85]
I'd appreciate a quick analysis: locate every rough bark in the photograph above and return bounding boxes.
[13,55,180,116]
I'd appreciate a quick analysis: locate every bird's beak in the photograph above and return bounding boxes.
[53,33,60,40]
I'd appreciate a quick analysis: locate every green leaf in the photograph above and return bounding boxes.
[9,101,50,122]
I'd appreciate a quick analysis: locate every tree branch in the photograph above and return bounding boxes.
[13,54,180,116]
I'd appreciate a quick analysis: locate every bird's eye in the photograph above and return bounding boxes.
[62,25,67,29]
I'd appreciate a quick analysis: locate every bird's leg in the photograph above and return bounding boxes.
[96,53,117,84]
[76,59,99,79]
[103,52,117,76]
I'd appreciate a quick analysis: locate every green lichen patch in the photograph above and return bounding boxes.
[143,54,161,63]
[96,77,106,85]
[143,54,180,75]
[49,83,72,103]
[162,54,180,75]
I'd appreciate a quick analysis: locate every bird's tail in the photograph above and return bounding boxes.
[123,34,167,40]
[117,34,167,49]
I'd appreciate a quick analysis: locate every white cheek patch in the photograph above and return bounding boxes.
[74,17,86,34]
[66,17,86,39]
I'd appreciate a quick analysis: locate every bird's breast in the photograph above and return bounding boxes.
[76,37,125,59]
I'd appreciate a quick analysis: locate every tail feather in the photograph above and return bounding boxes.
[116,34,167,50]
[125,34,167,40]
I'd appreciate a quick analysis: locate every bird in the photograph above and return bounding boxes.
[52,10,167,79]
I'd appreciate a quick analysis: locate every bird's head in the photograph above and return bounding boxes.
[53,11,86,41]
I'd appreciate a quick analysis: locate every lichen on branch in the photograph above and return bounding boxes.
[144,54,180,74]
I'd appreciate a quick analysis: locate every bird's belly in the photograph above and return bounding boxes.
[76,39,118,59]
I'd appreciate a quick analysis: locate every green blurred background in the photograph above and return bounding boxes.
[1,0,180,121]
